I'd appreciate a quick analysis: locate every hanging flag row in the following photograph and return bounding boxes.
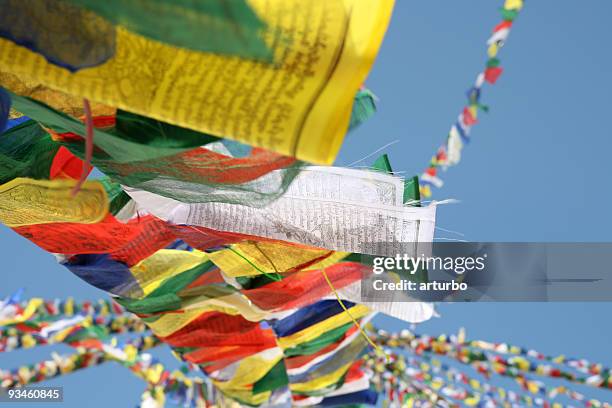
[0,315,147,352]
[370,328,612,392]
[419,0,524,197]
[0,111,436,406]
[365,351,612,408]
[372,328,612,382]
[0,296,125,322]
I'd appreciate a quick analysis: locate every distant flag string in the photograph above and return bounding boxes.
[419,0,524,197]
[0,315,147,352]
[370,328,612,392]
[365,351,612,408]
[0,295,216,406]
[0,334,160,388]
[2,301,612,408]
[372,328,612,379]
[4,297,125,319]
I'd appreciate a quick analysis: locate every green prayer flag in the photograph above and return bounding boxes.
[283,322,353,357]
[349,88,378,131]
[252,360,289,394]
[10,93,207,163]
[65,0,273,61]
[0,120,59,183]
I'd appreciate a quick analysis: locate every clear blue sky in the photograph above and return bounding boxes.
[1,1,611,406]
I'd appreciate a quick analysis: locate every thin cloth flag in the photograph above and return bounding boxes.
[0,0,394,164]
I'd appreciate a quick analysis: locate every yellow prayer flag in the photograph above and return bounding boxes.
[65,298,74,316]
[0,178,108,227]
[488,43,499,58]
[420,184,432,198]
[290,361,353,393]
[22,334,36,348]
[209,241,348,277]
[212,348,283,405]
[504,0,524,11]
[465,396,481,406]
[147,292,272,337]
[527,381,540,394]
[129,249,209,297]
[0,0,394,164]
[146,308,212,338]
[0,298,43,326]
[213,348,283,389]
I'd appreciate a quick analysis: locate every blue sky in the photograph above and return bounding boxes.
[1,1,612,406]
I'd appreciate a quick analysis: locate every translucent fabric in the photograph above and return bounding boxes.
[74,140,303,206]
[10,93,211,163]
[10,95,303,206]
[66,0,272,60]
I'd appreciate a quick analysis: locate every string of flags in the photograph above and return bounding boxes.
[0,315,147,352]
[366,351,611,408]
[373,329,612,382]
[2,295,611,407]
[419,0,524,197]
[370,329,612,392]
[2,297,125,319]
[0,334,160,389]
[0,129,434,406]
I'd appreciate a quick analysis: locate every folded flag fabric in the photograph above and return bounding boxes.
[271,304,374,400]
[0,116,435,406]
